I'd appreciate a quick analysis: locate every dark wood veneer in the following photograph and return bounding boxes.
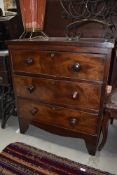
[11,50,106,81]
[14,75,102,111]
[17,98,98,135]
[8,38,114,155]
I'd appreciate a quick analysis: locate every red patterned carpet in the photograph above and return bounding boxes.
[0,142,113,175]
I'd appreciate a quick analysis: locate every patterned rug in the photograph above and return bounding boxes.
[0,142,113,175]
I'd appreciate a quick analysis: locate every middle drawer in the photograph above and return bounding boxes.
[14,75,101,110]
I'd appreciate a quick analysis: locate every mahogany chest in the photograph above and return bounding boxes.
[8,38,114,155]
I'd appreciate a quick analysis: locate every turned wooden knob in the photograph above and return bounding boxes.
[69,117,78,126]
[31,108,38,116]
[72,91,79,99]
[50,52,55,58]
[24,58,33,65]
[26,85,35,93]
[72,62,80,72]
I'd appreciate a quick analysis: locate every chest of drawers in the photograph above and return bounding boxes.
[8,38,114,155]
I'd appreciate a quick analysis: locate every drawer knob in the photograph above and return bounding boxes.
[72,91,79,99]
[72,63,80,72]
[24,58,33,65]
[31,107,38,116]
[69,117,78,126]
[50,52,55,58]
[26,85,35,93]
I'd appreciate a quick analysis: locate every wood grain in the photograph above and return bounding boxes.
[11,50,105,81]
[13,75,102,111]
[17,98,98,135]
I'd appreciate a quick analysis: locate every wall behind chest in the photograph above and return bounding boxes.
[44,0,117,39]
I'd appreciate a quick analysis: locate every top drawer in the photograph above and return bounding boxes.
[11,50,106,81]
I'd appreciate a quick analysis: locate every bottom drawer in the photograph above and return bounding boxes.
[17,99,99,135]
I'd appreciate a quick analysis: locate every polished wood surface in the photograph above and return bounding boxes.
[11,50,106,81]
[17,98,98,135]
[8,38,114,155]
[14,75,101,111]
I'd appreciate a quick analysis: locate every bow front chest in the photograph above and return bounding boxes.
[8,38,114,155]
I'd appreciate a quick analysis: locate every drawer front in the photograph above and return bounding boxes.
[11,50,105,81]
[14,75,101,110]
[17,99,98,135]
